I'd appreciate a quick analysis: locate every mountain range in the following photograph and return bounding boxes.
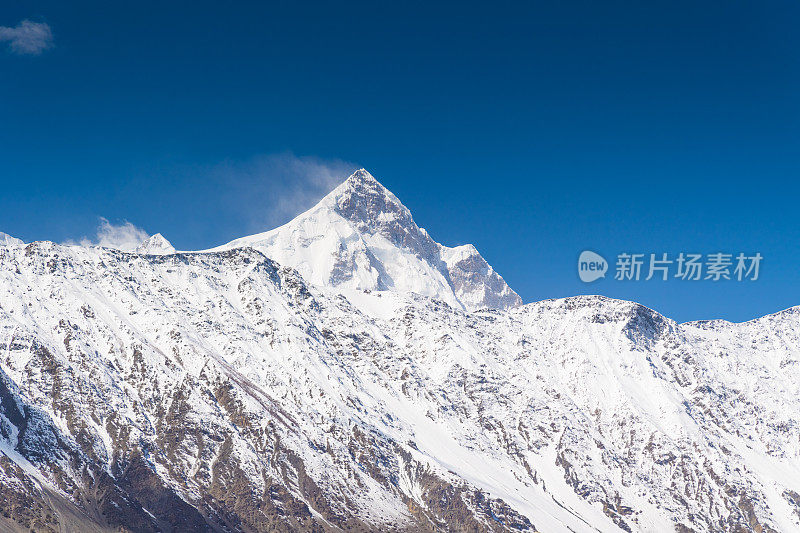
[0,170,798,532]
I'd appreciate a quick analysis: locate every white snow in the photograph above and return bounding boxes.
[0,172,797,532]
[208,169,521,312]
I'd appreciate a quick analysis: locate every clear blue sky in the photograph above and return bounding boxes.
[2,1,799,322]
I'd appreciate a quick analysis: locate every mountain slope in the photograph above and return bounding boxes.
[0,172,798,532]
[213,169,522,312]
[0,238,798,532]
[0,241,538,532]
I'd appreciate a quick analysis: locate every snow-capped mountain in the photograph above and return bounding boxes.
[0,232,23,248]
[136,233,176,255]
[213,169,522,312]
[0,171,798,532]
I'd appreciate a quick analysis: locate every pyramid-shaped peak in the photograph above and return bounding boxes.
[148,233,171,245]
[335,169,394,200]
[136,233,176,255]
[325,169,411,224]
[347,168,377,184]
[216,167,522,311]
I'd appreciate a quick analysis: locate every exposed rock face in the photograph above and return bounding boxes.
[215,169,522,312]
[0,239,798,532]
[0,173,797,532]
[0,243,535,532]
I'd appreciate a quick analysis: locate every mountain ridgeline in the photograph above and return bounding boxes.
[0,170,798,532]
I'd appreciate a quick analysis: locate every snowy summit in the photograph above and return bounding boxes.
[216,169,522,311]
[0,170,797,532]
[135,233,176,255]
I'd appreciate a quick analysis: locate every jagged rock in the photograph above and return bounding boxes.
[0,174,798,532]
[213,169,521,312]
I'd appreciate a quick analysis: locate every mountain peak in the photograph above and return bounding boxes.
[0,232,24,248]
[216,169,521,311]
[135,233,176,255]
[346,168,377,185]
[325,168,409,226]
[331,168,382,195]
[333,169,394,201]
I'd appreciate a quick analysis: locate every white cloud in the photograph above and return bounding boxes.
[60,154,355,252]
[215,153,358,230]
[72,218,150,252]
[0,20,53,55]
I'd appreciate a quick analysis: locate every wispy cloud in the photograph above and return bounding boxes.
[214,153,358,231]
[58,154,355,252]
[68,218,150,252]
[0,20,53,55]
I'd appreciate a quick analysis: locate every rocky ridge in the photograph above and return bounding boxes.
[0,171,797,532]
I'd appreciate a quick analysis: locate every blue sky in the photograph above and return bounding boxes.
[2,1,799,322]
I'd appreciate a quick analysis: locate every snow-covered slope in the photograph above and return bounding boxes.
[0,172,797,532]
[0,232,23,248]
[213,169,522,312]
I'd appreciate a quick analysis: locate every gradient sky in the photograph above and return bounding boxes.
[2,1,799,322]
